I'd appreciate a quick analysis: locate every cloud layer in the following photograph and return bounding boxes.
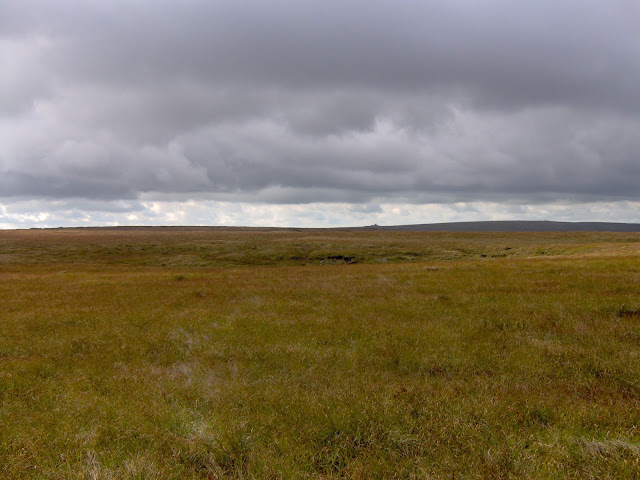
[1,0,640,226]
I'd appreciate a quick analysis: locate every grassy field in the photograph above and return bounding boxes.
[1,227,640,479]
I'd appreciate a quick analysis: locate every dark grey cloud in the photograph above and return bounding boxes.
[8,1,639,107]
[2,0,640,210]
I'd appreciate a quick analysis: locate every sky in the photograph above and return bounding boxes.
[1,0,640,228]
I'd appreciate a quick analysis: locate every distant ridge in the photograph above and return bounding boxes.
[364,221,640,232]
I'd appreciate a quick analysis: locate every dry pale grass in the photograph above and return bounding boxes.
[1,228,639,478]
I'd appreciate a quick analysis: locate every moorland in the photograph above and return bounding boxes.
[1,227,640,478]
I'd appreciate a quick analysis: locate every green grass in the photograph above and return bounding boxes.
[1,228,640,478]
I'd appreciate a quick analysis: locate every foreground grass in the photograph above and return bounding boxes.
[1,229,640,478]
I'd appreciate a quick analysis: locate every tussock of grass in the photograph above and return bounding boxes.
[1,228,640,478]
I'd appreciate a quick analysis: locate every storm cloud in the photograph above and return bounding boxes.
[1,0,640,226]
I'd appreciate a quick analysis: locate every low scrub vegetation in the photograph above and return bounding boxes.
[1,228,639,478]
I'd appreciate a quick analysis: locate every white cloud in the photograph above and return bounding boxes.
[2,198,639,229]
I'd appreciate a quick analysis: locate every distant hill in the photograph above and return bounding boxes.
[363,221,640,232]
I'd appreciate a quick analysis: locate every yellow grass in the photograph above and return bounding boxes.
[1,228,639,478]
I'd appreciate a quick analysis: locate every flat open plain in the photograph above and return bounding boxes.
[1,227,640,478]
